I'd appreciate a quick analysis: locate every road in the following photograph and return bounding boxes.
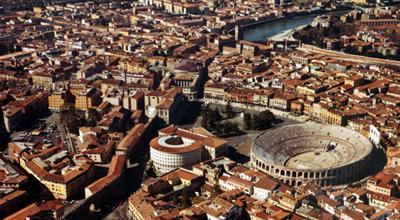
[191,103,300,156]
[298,44,400,67]
[46,113,76,152]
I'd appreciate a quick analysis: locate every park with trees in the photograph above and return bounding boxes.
[200,103,276,137]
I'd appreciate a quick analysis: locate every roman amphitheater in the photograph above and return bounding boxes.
[251,124,374,187]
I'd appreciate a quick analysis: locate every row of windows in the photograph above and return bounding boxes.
[151,152,200,165]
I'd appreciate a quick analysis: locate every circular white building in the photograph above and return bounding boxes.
[150,125,228,174]
[150,135,203,174]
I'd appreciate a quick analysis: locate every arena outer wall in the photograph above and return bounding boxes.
[250,124,374,187]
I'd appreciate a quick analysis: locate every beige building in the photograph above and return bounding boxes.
[269,92,297,111]
[174,74,199,100]
[144,88,185,124]
[366,171,399,198]
[32,72,55,89]
[204,81,226,104]
[351,0,368,4]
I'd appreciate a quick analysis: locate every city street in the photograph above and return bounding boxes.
[191,103,301,160]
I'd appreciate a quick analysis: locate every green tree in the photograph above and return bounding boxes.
[143,166,157,180]
[211,184,221,197]
[221,121,240,137]
[224,103,235,119]
[173,193,179,205]
[201,104,210,117]
[181,188,191,209]
[0,80,6,90]
[201,106,222,131]
[210,108,222,122]
[243,113,252,129]
[61,106,83,134]
[258,110,275,129]
[87,108,99,127]
[250,114,260,130]
[250,110,275,130]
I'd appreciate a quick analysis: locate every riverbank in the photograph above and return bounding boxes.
[269,24,307,41]
[242,8,350,42]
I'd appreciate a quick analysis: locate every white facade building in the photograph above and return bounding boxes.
[150,125,228,174]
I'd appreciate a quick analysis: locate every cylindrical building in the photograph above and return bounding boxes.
[150,135,203,174]
[251,124,374,187]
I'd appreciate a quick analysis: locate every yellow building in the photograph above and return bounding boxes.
[69,82,87,96]
[38,163,92,199]
[387,147,400,167]
[32,7,42,14]
[303,101,313,116]
[48,90,73,111]
[290,100,304,115]
[119,59,149,73]
[8,142,93,199]
[75,88,102,111]
[48,93,64,111]
[351,0,368,4]
[296,85,316,95]
[320,108,343,125]
[320,107,367,126]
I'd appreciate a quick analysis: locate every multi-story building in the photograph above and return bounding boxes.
[128,168,203,220]
[0,69,19,80]
[4,200,64,220]
[204,81,226,105]
[2,107,24,133]
[2,94,48,132]
[200,196,244,220]
[100,79,123,95]
[173,74,199,100]
[122,89,144,111]
[0,158,29,219]
[149,0,201,14]
[319,107,367,126]
[75,88,102,111]
[31,72,55,89]
[0,158,28,189]
[150,125,228,174]
[0,189,29,219]
[192,157,237,185]
[367,171,400,198]
[144,88,185,124]
[48,90,74,111]
[8,142,94,199]
[119,59,149,74]
[269,92,297,111]
[103,87,144,110]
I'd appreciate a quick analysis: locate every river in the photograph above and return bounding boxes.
[243,14,318,42]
